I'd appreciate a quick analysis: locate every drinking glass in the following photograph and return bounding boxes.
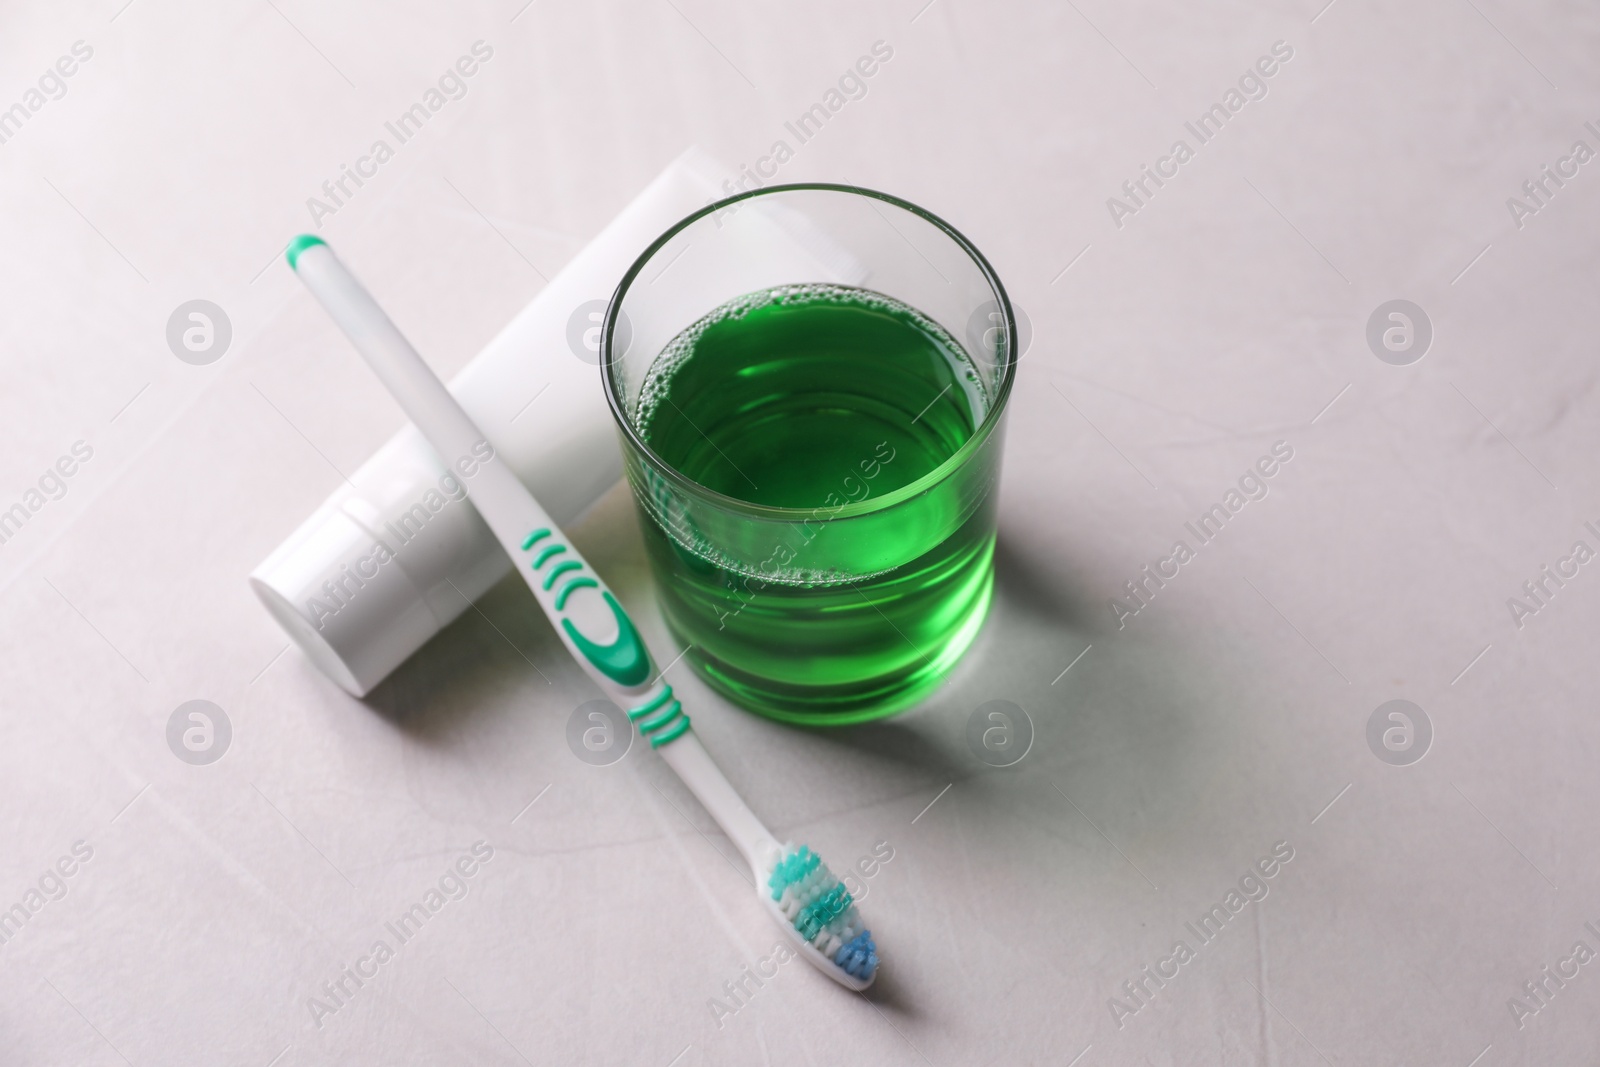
[600,184,1017,724]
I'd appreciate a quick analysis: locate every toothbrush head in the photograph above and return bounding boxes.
[762,843,878,990]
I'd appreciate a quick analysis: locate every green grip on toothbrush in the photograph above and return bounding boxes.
[532,544,567,569]
[521,526,650,688]
[627,684,690,748]
[542,560,584,590]
[554,577,598,610]
[560,592,650,687]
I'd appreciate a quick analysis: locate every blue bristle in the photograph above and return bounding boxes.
[834,930,878,979]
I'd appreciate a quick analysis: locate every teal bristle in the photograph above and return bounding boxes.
[795,883,851,940]
[767,844,878,982]
[768,845,821,899]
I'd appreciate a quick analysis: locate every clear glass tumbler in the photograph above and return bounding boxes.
[600,184,1017,724]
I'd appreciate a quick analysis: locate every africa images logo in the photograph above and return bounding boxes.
[1107,841,1296,1030]
[304,41,495,227]
[1105,41,1295,230]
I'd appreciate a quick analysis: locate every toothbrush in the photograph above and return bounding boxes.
[286,234,878,990]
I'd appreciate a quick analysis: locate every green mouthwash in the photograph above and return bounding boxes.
[635,283,1000,721]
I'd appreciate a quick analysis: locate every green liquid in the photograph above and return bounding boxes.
[636,284,999,722]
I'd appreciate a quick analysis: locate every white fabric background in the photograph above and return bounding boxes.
[0,0,1596,1063]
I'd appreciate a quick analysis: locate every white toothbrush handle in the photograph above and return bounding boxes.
[291,237,779,870]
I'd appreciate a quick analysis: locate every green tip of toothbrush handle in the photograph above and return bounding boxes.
[286,234,328,271]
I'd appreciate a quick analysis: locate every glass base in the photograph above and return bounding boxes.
[666,567,994,726]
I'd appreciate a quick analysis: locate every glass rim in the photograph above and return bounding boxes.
[599,182,1018,521]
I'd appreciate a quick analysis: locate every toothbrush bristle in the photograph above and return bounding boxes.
[767,844,878,981]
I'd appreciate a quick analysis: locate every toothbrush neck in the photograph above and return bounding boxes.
[656,730,780,873]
